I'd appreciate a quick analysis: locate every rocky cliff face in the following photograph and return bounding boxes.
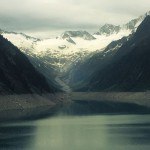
[0,35,56,94]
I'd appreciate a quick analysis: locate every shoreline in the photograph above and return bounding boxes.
[0,93,69,122]
[0,92,150,122]
[71,92,150,107]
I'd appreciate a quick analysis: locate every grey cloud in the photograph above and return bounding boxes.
[0,0,149,35]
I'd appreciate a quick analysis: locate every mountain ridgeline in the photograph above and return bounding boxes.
[1,11,149,74]
[0,12,150,93]
[69,16,150,92]
[0,35,57,94]
[95,11,150,35]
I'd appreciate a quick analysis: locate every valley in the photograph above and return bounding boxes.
[2,11,149,73]
[1,1,150,150]
[0,11,150,121]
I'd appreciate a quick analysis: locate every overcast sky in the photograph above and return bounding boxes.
[0,0,150,37]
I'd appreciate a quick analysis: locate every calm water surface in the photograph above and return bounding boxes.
[0,115,150,150]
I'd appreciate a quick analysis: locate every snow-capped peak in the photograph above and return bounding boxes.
[96,11,150,36]
[61,30,96,41]
[95,24,121,35]
[1,11,149,72]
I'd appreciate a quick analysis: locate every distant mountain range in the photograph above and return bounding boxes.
[0,11,150,93]
[95,11,150,35]
[2,12,149,73]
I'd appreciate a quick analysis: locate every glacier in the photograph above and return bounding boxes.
[1,11,149,73]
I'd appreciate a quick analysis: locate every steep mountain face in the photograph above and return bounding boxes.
[66,36,129,89]
[0,35,56,94]
[76,16,150,92]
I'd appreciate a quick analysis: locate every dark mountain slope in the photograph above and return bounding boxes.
[0,35,56,94]
[66,36,129,90]
[80,16,150,92]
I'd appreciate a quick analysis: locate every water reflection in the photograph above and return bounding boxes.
[0,115,150,150]
[107,123,150,145]
[0,125,35,150]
